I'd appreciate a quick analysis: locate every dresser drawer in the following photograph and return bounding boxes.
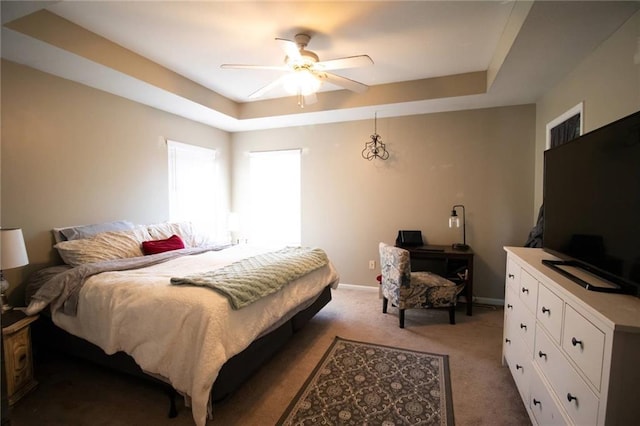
[507,334,531,404]
[506,258,521,293]
[514,299,535,354]
[503,287,518,358]
[504,285,518,321]
[529,366,568,426]
[519,270,539,314]
[537,283,563,344]
[562,305,605,390]
[503,317,518,366]
[535,326,599,426]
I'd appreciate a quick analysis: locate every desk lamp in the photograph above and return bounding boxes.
[1,228,29,312]
[449,205,469,250]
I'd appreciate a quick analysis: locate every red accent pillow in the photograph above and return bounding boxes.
[142,234,185,255]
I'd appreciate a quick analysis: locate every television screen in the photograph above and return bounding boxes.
[543,110,640,295]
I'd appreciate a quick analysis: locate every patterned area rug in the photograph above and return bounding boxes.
[277,337,454,425]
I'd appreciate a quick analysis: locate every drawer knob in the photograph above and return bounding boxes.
[508,273,515,279]
[567,393,578,403]
[521,287,529,294]
[520,323,527,330]
[507,304,513,310]
[505,338,511,344]
[541,306,550,314]
[533,398,541,406]
[571,337,583,348]
[538,350,547,360]
[516,364,523,370]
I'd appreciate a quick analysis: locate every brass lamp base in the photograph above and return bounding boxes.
[1,277,13,312]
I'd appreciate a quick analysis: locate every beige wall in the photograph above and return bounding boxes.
[1,60,231,304]
[2,64,536,306]
[533,10,640,216]
[232,105,536,301]
[4,10,638,310]
[13,2,639,304]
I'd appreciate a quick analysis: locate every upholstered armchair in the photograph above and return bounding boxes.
[379,242,466,328]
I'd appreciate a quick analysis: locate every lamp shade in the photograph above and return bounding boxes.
[283,70,321,96]
[1,228,29,270]
[449,211,460,228]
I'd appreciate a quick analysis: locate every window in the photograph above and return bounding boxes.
[167,140,218,238]
[248,149,301,247]
[546,102,583,149]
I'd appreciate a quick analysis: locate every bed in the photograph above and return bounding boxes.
[24,221,339,426]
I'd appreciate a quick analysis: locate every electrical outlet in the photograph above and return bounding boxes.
[369,260,376,269]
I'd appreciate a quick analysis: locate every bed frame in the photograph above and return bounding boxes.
[31,285,332,416]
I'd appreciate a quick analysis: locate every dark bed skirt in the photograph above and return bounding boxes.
[31,285,332,403]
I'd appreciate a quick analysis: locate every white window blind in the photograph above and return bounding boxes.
[249,149,301,247]
[167,140,218,239]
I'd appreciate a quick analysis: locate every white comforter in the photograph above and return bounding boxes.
[51,245,339,425]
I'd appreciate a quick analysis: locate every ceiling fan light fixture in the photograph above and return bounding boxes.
[283,69,321,96]
[286,50,319,68]
[222,33,372,106]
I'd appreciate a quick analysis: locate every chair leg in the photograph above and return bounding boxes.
[399,309,405,328]
[449,306,456,325]
[382,297,388,313]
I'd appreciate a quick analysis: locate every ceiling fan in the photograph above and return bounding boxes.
[221,33,374,107]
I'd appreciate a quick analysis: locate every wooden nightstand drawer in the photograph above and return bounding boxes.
[2,311,39,405]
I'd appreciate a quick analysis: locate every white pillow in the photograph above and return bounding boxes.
[54,227,151,266]
[146,221,211,248]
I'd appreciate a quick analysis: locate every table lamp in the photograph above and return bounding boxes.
[1,228,29,312]
[449,205,469,250]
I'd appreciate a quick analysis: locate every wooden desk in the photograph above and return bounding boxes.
[402,245,474,316]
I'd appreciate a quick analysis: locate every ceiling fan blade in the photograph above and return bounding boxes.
[321,72,369,93]
[275,38,301,61]
[315,55,374,71]
[247,74,289,99]
[221,64,288,71]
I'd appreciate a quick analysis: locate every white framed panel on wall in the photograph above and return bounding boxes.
[545,102,583,150]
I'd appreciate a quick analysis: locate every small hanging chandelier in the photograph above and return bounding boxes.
[362,113,389,160]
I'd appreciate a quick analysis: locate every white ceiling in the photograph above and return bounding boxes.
[2,1,639,132]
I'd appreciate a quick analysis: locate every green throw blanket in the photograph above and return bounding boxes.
[170,247,329,309]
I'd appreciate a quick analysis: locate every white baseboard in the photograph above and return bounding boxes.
[466,296,504,306]
[336,283,378,292]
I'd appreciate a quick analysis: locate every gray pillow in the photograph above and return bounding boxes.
[53,220,136,242]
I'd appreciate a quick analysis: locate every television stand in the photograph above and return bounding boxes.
[503,247,640,426]
[541,259,635,295]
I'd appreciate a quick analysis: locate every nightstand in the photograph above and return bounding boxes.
[1,310,38,405]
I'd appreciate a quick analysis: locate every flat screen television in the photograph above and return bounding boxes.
[542,109,640,296]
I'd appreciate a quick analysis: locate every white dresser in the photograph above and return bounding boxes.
[503,247,640,425]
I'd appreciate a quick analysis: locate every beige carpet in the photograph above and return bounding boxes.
[9,286,530,425]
